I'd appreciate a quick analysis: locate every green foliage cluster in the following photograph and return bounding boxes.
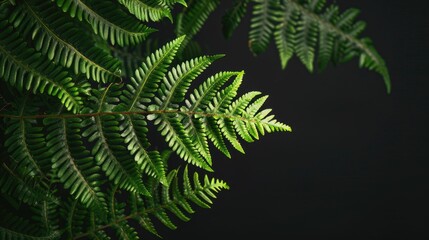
[178,0,390,92]
[0,0,290,239]
[0,0,388,239]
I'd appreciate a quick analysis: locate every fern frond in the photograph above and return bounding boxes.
[31,200,60,237]
[82,86,149,195]
[275,0,390,91]
[0,226,60,240]
[73,166,228,239]
[44,117,106,210]
[9,0,121,83]
[117,0,172,22]
[61,199,89,238]
[274,0,296,68]
[114,37,186,184]
[53,0,155,46]
[149,55,225,169]
[0,21,83,113]
[0,207,61,240]
[4,95,49,178]
[0,162,53,205]
[222,0,250,39]
[161,0,187,7]
[175,0,220,51]
[249,0,279,55]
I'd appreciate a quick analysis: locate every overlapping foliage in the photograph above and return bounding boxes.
[0,1,290,239]
[177,0,391,92]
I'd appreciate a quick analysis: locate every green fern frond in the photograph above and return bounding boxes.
[61,199,89,238]
[117,0,172,22]
[0,21,83,113]
[0,36,290,239]
[44,117,106,210]
[82,86,149,195]
[53,0,155,46]
[222,0,250,39]
[175,0,220,51]
[161,0,187,7]
[0,162,53,205]
[273,0,390,91]
[72,166,228,239]
[0,226,60,240]
[9,0,121,83]
[0,207,61,240]
[4,95,50,178]
[31,200,60,237]
[114,37,186,184]
[249,0,279,55]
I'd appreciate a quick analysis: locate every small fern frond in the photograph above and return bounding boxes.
[82,86,149,195]
[61,199,89,239]
[0,162,53,205]
[0,226,60,240]
[249,0,279,55]
[44,117,106,211]
[117,0,172,22]
[114,37,185,184]
[53,0,155,46]
[9,0,122,83]
[0,21,83,113]
[4,95,49,178]
[72,166,228,239]
[116,36,184,111]
[0,207,61,240]
[175,0,220,51]
[31,200,60,237]
[222,0,250,39]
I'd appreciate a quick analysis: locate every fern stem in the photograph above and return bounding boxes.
[0,109,268,123]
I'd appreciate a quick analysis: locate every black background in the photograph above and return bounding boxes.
[154,1,428,239]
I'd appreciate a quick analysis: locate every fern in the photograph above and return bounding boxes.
[9,0,122,83]
[175,0,221,53]
[53,0,155,46]
[1,20,289,237]
[177,0,391,92]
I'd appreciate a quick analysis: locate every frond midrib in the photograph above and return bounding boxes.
[2,109,280,123]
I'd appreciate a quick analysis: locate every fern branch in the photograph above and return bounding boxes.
[72,167,229,239]
[286,0,390,91]
[117,0,172,22]
[0,226,61,240]
[10,0,121,82]
[53,0,155,46]
[0,22,83,112]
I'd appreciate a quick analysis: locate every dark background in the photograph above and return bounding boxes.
[155,1,428,239]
